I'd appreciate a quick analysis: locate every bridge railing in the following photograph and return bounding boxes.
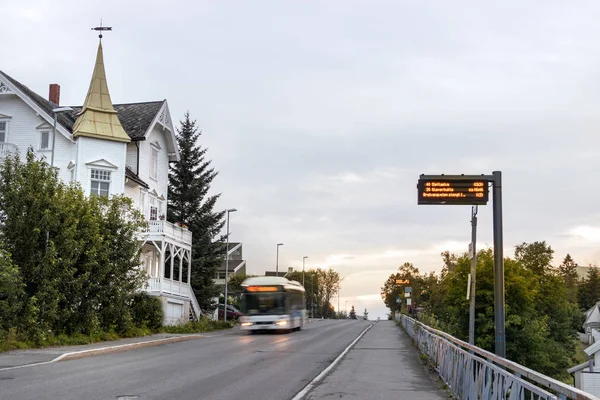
[400,315,600,400]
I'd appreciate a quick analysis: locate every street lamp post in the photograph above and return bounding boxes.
[223,208,237,321]
[337,276,346,316]
[302,256,308,286]
[345,300,349,316]
[51,106,73,167]
[276,243,284,274]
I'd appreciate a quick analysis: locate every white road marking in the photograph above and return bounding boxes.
[290,320,378,400]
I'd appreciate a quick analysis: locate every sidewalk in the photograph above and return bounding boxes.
[0,330,231,371]
[306,320,450,400]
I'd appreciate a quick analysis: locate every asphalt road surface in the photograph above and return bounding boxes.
[0,319,371,400]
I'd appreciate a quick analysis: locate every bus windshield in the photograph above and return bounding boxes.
[241,292,286,315]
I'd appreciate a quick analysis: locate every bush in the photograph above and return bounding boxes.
[131,293,163,331]
[162,317,234,334]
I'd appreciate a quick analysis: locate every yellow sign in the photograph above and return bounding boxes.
[395,279,410,285]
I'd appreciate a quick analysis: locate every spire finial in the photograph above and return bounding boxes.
[91,19,112,40]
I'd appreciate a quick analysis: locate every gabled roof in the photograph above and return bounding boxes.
[584,340,600,357]
[585,305,600,328]
[70,101,163,141]
[0,70,166,142]
[0,70,76,133]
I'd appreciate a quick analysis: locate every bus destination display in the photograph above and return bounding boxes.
[417,179,489,205]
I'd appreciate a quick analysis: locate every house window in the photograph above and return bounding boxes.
[90,169,111,197]
[40,131,50,150]
[140,190,147,216]
[150,148,158,180]
[0,121,7,142]
[158,199,164,219]
[149,196,157,220]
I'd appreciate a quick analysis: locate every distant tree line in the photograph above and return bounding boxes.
[381,241,597,380]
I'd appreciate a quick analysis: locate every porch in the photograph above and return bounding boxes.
[141,220,201,322]
[146,277,190,298]
[146,220,192,246]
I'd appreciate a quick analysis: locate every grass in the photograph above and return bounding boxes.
[161,319,235,334]
[0,318,235,353]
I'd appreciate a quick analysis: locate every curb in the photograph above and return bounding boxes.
[0,335,204,371]
[56,334,204,362]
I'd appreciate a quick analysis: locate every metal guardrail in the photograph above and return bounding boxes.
[400,315,600,400]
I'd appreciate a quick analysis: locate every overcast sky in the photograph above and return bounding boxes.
[4,0,600,319]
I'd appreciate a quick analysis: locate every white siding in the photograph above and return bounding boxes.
[124,183,145,216]
[0,95,76,182]
[75,136,127,197]
[138,124,170,202]
[126,142,138,173]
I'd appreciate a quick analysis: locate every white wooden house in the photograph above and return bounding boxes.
[0,39,200,325]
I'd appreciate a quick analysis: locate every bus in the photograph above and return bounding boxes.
[239,276,307,333]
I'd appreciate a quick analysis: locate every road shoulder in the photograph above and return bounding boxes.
[304,320,450,400]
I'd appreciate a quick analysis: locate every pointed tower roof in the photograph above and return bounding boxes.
[72,41,130,143]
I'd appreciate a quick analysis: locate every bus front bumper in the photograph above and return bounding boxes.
[240,319,289,330]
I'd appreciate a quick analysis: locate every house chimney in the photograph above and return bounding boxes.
[49,84,60,105]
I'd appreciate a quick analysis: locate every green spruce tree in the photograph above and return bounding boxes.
[168,112,225,312]
[349,305,356,319]
[557,254,579,304]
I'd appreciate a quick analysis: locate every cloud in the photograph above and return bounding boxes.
[4,0,600,317]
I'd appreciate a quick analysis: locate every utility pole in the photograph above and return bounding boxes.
[468,205,478,346]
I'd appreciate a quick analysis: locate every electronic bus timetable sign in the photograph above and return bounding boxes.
[417,177,490,205]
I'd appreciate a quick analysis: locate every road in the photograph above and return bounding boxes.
[0,319,371,400]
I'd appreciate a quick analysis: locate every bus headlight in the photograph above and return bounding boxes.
[276,320,288,326]
[241,322,253,327]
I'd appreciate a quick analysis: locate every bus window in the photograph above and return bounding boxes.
[241,293,286,315]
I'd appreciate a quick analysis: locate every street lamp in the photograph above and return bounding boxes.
[337,276,346,315]
[223,208,237,321]
[51,106,73,167]
[276,243,284,274]
[302,256,308,286]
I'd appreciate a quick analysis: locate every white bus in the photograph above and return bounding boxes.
[239,276,307,333]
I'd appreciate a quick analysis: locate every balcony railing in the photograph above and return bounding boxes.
[0,143,18,158]
[146,220,192,245]
[145,277,190,298]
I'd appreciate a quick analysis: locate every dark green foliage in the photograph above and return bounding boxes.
[131,293,164,330]
[0,250,24,336]
[579,266,600,311]
[168,112,225,312]
[161,318,234,334]
[349,305,356,319]
[382,242,585,380]
[0,149,150,345]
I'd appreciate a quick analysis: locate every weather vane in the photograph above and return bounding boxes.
[91,19,112,40]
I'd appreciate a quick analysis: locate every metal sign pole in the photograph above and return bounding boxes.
[469,205,478,346]
[492,171,506,358]
[416,172,505,358]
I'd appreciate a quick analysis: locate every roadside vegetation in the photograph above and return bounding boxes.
[0,148,232,353]
[382,243,594,382]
